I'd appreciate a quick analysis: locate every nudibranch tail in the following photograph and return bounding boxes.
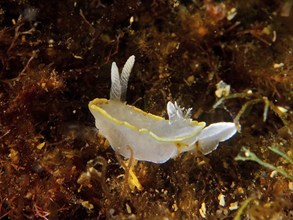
[197,122,237,155]
[110,55,135,101]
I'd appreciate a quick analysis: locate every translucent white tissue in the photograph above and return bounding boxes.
[197,122,237,155]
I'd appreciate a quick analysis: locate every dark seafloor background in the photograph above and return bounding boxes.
[0,0,292,219]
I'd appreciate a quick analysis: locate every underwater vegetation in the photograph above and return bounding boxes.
[0,0,292,219]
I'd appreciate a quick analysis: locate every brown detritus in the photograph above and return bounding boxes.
[0,0,292,219]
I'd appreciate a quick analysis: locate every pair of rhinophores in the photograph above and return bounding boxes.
[89,56,237,163]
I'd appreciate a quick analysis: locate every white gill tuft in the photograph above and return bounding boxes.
[110,55,135,101]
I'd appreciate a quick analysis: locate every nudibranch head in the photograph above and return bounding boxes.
[89,55,237,163]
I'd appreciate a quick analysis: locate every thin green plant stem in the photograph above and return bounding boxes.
[235,147,293,181]
[214,92,290,132]
[233,197,255,220]
[262,97,270,122]
[233,99,263,131]
[269,146,293,165]
[213,92,253,109]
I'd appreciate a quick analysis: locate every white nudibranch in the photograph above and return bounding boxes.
[89,55,237,163]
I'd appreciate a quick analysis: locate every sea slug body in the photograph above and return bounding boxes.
[89,56,237,163]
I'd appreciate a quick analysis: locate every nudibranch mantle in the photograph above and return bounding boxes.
[89,55,237,163]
